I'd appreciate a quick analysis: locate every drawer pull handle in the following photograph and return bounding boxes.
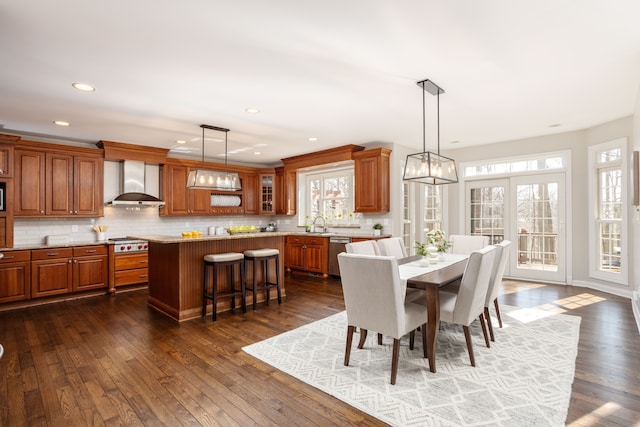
[139,260,147,263]
[139,274,148,278]
[85,250,97,253]
[0,255,9,260]
[47,253,59,257]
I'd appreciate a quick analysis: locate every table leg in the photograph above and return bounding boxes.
[425,286,440,373]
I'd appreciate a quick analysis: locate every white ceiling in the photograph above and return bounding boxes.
[1,0,640,166]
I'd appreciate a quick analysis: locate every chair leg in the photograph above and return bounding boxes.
[485,306,495,342]
[494,299,503,328]
[357,329,368,349]
[344,326,355,366]
[275,256,282,304]
[377,333,383,345]
[479,313,490,348]
[240,261,247,313]
[409,330,415,350]
[463,325,476,367]
[421,323,427,358]
[390,338,400,385]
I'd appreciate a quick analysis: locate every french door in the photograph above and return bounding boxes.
[465,173,566,283]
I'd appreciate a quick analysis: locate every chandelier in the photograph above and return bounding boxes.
[186,124,242,191]
[403,79,458,185]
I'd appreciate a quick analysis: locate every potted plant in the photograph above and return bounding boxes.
[372,223,383,236]
[426,229,452,261]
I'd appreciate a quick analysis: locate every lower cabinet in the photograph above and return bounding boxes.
[31,245,107,298]
[113,252,149,290]
[0,250,31,303]
[285,235,328,277]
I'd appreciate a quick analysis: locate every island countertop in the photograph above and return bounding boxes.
[128,231,390,244]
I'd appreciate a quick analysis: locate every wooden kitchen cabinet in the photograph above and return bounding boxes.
[113,252,148,288]
[14,149,46,216]
[31,247,73,298]
[353,148,391,213]
[285,235,328,277]
[259,172,275,215]
[0,140,15,177]
[162,164,211,216]
[14,143,104,218]
[243,172,259,215]
[275,167,296,215]
[72,245,108,291]
[0,250,31,303]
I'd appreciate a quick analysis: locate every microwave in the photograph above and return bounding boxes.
[0,182,5,211]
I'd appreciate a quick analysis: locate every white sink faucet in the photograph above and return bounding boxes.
[311,215,327,233]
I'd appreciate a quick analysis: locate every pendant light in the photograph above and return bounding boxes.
[186,124,242,191]
[403,79,458,185]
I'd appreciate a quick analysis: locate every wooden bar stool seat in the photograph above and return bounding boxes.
[202,252,246,321]
[243,248,281,309]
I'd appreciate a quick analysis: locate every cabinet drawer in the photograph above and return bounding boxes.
[115,268,149,286]
[32,247,73,261]
[0,250,31,264]
[73,245,107,256]
[286,236,305,244]
[114,253,148,270]
[305,236,327,246]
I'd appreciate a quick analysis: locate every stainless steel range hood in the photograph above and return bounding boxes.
[108,160,165,207]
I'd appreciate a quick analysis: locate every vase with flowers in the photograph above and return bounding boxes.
[426,229,451,261]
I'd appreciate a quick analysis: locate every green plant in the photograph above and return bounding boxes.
[372,223,383,230]
[414,241,429,256]
[426,229,452,253]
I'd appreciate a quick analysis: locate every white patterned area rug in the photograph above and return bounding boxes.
[243,305,581,426]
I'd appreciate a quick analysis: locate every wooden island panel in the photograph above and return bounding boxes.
[145,235,286,321]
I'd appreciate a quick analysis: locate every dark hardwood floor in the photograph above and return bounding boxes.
[0,274,638,426]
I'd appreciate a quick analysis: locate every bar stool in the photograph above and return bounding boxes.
[202,252,246,321]
[243,248,281,309]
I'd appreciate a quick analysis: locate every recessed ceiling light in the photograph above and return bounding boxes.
[253,151,261,155]
[549,123,562,128]
[176,140,186,144]
[245,108,260,114]
[450,140,460,144]
[72,82,95,92]
[53,120,70,126]
[308,137,318,142]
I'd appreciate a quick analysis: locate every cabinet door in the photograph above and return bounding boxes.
[0,143,14,177]
[259,173,275,215]
[46,152,74,216]
[14,149,46,216]
[164,165,190,215]
[0,251,31,303]
[304,237,328,274]
[286,242,305,270]
[31,258,73,297]
[243,173,259,215]
[353,148,390,213]
[73,254,108,291]
[74,155,103,216]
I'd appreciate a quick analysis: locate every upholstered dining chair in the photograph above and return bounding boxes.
[484,240,512,341]
[376,237,408,259]
[437,246,497,367]
[337,253,428,385]
[345,240,380,256]
[449,234,490,255]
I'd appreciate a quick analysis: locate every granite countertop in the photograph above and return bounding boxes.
[1,240,109,252]
[129,231,391,244]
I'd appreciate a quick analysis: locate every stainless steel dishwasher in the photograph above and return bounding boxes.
[328,237,351,276]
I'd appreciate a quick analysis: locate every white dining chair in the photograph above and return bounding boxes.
[437,246,497,367]
[376,237,408,259]
[345,240,380,256]
[484,240,512,341]
[449,234,490,255]
[338,253,428,384]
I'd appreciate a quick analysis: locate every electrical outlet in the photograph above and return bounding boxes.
[71,225,78,232]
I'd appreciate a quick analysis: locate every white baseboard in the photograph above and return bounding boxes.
[571,280,633,299]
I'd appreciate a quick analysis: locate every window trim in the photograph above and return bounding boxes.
[588,138,628,285]
[298,166,355,226]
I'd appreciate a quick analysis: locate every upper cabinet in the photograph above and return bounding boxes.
[275,167,296,215]
[0,137,16,177]
[258,171,275,215]
[353,148,390,213]
[14,141,104,218]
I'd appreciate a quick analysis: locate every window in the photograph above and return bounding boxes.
[424,184,442,233]
[588,139,628,285]
[302,168,355,224]
[464,154,564,178]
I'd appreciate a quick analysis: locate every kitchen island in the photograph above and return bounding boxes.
[132,232,288,321]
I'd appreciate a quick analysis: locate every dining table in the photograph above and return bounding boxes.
[398,253,469,373]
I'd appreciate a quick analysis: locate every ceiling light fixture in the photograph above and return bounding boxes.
[186,124,242,191]
[308,137,318,142]
[176,140,186,144]
[403,79,458,185]
[72,82,95,92]
[245,108,260,114]
[53,120,70,126]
